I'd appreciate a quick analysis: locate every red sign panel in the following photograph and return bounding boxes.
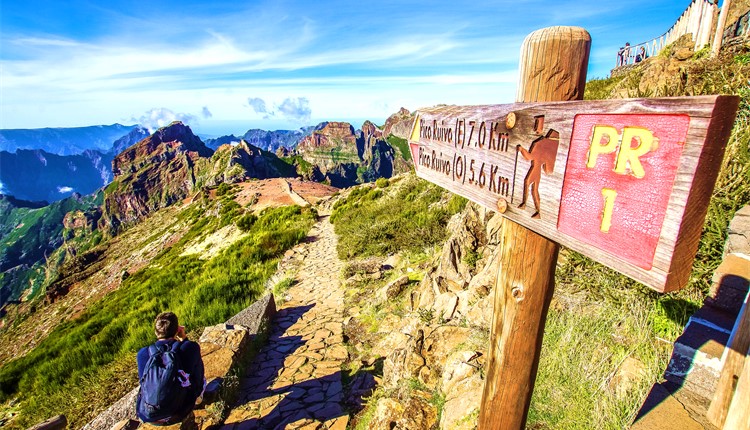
[558,114,690,270]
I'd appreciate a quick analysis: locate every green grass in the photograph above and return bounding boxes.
[331,175,467,259]
[0,204,316,429]
[0,193,102,304]
[528,297,669,429]
[280,155,314,176]
[386,135,411,162]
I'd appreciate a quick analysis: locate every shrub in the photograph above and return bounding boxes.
[375,177,389,188]
[215,182,232,196]
[236,213,257,232]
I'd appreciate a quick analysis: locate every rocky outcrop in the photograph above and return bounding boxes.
[369,395,437,430]
[293,120,405,187]
[63,209,101,232]
[297,122,358,153]
[357,120,383,160]
[382,108,415,140]
[414,203,503,325]
[346,201,503,429]
[610,34,701,97]
[204,140,293,186]
[101,122,213,234]
[112,122,211,177]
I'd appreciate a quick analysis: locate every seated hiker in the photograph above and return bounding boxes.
[635,46,647,63]
[136,312,205,426]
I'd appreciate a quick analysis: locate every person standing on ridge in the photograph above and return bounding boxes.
[617,42,631,66]
[136,312,205,427]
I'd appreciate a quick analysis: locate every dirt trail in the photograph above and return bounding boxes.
[221,215,349,430]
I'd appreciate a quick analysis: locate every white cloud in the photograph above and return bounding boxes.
[245,97,312,124]
[201,106,212,119]
[57,186,74,193]
[277,97,311,124]
[247,97,268,115]
[133,108,197,133]
[0,181,7,194]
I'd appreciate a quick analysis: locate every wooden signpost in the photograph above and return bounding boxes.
[409,95,738,292]
[408,26,739,428]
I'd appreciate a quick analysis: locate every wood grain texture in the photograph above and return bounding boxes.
[723,340,750,430]
[478,222,559,429]
[410,96,739,292]
[709,290,750,427]
[478,26,587,430]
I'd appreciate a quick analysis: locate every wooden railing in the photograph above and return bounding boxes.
[616,0,718,66]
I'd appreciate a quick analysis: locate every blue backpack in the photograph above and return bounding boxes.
[136,341,190,423]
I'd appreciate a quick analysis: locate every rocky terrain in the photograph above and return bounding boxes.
[291,110,414,187]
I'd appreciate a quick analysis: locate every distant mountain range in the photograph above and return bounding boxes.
[0,127,150,202]
[0,121,395,203]
[0,124,139,155]
[0,108,415,322]
[0,124,316,203]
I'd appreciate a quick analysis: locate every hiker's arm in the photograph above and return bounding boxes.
[136,347,149,379]
[187,343,205,398]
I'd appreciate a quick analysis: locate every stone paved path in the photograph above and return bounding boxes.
[221,216,349,430]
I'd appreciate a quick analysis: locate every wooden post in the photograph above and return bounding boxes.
[712,0,732,57]
[723,341,750,429]
[708,285,750,427]
[478,26,590,429]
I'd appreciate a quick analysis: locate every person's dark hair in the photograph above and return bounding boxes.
[154,312,179,339]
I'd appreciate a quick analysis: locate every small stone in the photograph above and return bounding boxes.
[326,345,349,361]
[327,416,349,430]
[608,356,647,399]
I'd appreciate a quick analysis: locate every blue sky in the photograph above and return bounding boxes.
[1,0,696,135]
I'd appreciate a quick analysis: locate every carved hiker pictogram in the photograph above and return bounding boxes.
[516,128,559,219]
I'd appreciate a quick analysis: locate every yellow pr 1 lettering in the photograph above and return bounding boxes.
[614,127,656,178]
[600,188,617,233]
[587,125,657,179]
[586,125,618,169]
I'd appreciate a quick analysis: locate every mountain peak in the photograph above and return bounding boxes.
[112,121,212,178]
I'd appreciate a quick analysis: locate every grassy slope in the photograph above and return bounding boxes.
[0,189,316,429]
[0,193,103,303]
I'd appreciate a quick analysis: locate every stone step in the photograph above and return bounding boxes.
[631,382,716,430]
